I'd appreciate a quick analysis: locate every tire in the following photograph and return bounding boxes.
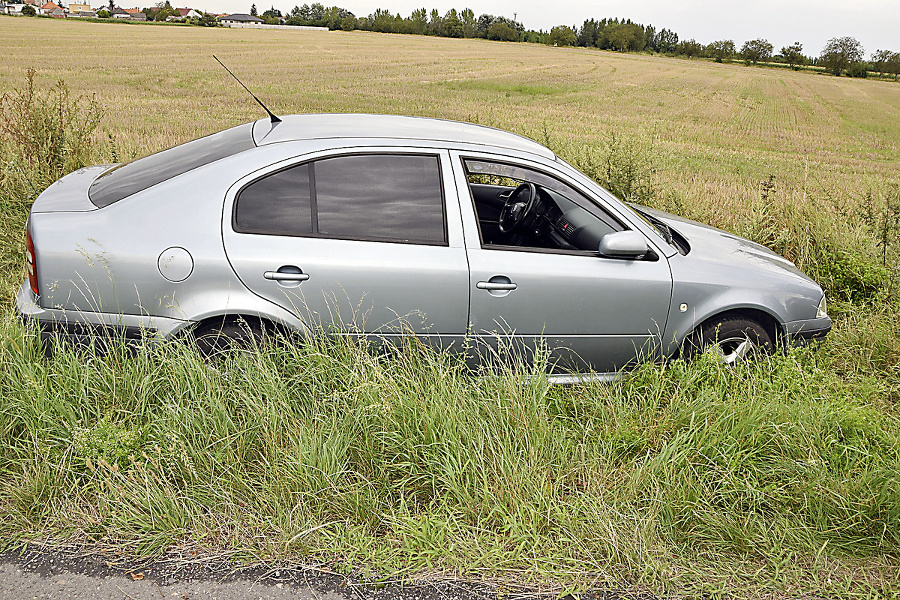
[191,318,264,359]
[683,316,774,364]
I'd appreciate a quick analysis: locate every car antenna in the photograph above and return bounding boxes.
[213,55,281,124]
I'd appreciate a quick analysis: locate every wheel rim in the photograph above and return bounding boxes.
[707,336,756,365]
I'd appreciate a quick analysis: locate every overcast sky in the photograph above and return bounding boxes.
[208,0,898,56]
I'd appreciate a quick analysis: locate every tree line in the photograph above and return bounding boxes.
[247,4,899,79]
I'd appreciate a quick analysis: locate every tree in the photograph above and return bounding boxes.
[819,36,864,76]
[887,52,900,80]
[370,8,396,32]
[706,39,735,61]
[21,4,36,15]
[606,22,645,52]
[406,8,427,34]
[249,3,257,15]
[780,42,804,70]
[872,49,891,75]
[261,6,281,21]
[577,19,599,47]
[97,8,110,17]
[676,38,702,58]
[655,28,678,53]
[459,8,475,37]
[487,21,517,42]
[741,38,773,64]
[443,8,463,38]
[549,25,575,47]
[198,11,218,26]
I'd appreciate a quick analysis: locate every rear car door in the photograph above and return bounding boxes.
[222,149,469,348]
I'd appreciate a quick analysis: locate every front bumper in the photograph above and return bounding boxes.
[784,316,832,347]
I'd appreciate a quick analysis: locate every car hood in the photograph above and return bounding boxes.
[30,165,111,213]
[634,204,811,281]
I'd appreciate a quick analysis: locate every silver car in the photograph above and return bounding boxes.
[17,114,831,378]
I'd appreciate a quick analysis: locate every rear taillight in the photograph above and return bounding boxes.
[26,226,39,296]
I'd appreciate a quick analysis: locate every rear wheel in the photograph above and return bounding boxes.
[683,316,774,365]
[190,317,264,359]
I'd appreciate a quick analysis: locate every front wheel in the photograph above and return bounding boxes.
[683,317,774,365]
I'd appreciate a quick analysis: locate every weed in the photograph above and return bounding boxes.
[0,69,103,196]
[569,131,658,205]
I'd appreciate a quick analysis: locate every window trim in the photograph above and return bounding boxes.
[232,151,450,247]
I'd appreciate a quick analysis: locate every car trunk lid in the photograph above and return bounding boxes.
[30,166,111,213]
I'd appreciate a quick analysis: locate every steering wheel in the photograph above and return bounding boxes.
[498,182,537,234]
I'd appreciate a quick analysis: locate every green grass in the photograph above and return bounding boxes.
[0,18,899,599]
[0,317,898,597]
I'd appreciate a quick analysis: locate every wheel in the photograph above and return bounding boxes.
[190,317,264,359]
[498,182,537,234]
[683,316,774,365]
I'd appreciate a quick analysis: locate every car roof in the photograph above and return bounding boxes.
[252,114,556,160]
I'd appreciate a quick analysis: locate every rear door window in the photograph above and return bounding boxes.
[233,153,447,245]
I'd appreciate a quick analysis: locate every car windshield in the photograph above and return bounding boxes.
[88,122,256,208]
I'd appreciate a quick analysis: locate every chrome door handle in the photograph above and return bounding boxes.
[476,281,517,291]
[264,271,310,282]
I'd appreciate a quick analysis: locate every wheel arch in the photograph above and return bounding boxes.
[172,309,309,341]
[673,306,784,359]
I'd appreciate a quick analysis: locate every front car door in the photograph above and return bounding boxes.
[451,152,674,375]
[223,148,469,348]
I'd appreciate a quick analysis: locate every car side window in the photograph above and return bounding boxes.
[463,158,623,253]
[234,154,447,245]
[315,155,445,244]
[234,163,313,236]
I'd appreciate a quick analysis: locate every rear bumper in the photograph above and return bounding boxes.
[16,280,186,351]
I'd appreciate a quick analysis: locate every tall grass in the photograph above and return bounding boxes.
[0,317,898,597]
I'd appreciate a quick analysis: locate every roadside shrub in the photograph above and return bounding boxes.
[568,132,658,206]
[0,69,103,198]
[0,70,104,304]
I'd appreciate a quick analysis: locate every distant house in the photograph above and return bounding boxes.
[67,2,88,10]
[3,2,26,14]
[39,0,59,13]
[123,6,145,19]
[110,6,128,17]
[220,12,261,25]
[175,7,199,18]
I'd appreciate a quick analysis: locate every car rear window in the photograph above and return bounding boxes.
[88,123,256,208]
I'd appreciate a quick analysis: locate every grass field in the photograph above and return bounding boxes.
[1,17,899,599]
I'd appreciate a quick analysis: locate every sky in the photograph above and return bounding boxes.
[207,0,898,56]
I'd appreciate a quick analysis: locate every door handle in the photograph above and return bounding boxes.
[476,281,517,291]
[264,271,310,282]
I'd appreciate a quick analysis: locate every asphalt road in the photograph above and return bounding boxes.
[0,546,524,600]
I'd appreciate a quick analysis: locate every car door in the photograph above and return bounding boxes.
[222,149,470,348]
[451,152,674,374]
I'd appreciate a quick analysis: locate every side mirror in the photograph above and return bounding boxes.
[599,231,648,259]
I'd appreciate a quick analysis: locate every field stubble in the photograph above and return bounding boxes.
[1,17,899,599]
